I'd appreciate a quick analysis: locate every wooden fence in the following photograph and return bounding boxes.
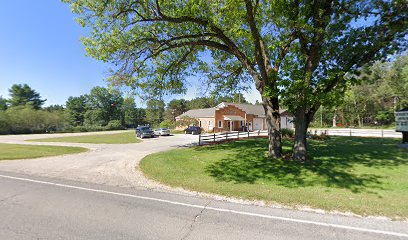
[311,128,401,138]
[199,128,402,145]
[199,130,268,145]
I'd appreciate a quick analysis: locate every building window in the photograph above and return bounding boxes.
[240,120,244,126]
[199,121,202,127]
[218,120,222,128]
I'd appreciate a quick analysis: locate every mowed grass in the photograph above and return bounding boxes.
[0,143,87,160]
[29,131,141,144]
[140,137,408,219]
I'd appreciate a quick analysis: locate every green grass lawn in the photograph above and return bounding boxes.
[0,143,87,160]
[140,137,408,219]
[29,131,141,144]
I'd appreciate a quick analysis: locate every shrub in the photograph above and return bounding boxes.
[159,120,174,129]
[281,128,294,138]
[309,132,331,141]
[0,111,11,134]
[106,120,124,130]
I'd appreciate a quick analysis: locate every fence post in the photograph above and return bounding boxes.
[381,130,384,138]
[258,130,260,136]
[226,132,228,141]
[350,129,352,137]
[248,131,250,138]
[213,133,216,143]
[199,134,201,146]
[237,131,239,140]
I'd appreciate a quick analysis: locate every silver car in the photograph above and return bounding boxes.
[154,128,171,136]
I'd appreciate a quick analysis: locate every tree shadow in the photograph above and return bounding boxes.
[202,137,408,193]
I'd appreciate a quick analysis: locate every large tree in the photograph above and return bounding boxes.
[8,84,46,109]
[66,0,407,159]
[87,86,124,125]
[164,99,189,122]
[145,98,165,126]
[65,95,89,126]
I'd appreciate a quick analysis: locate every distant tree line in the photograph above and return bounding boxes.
[0,83,249,134]
[311,54,408,128]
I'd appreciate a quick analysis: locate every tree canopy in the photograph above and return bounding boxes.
[65,0,407,160]
[0,97,7,111]
[8,84,46,109]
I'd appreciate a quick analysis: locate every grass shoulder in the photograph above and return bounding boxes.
[29,131,141,144]
[0,143,87,160]
[140,137,408,219]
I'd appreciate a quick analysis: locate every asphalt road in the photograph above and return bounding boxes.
[1,172,408,240]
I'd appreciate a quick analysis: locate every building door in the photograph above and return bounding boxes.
[253,118,263,130]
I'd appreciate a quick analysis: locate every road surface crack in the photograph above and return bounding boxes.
[180,200,212,240]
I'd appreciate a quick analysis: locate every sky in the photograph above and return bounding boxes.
[0,0,261,107]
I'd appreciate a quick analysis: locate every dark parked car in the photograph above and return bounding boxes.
[136,126,155,139]
[184,126,202,135]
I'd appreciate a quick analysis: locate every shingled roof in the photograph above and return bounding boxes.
[177,107,216,118]
[176,102,290,119]
[217,102,289,117]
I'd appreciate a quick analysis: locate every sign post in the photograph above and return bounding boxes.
[395,109,408,144]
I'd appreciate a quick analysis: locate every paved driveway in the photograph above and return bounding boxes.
[0,131,197,189]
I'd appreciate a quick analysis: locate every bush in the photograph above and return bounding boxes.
[0,111,11,134]
[2,106,67,134]
[106,120,124,130]
[375,111,394,125]
[281,128,294,138]
[159,120,174,129]
[309,132,331,141]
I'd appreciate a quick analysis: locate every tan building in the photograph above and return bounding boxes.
[175,102,294,133]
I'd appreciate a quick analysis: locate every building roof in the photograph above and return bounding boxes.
[176,102,291,119]
[217,102,289,117]
[177,107,216,118]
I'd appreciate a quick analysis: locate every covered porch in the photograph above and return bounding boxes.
[223,115,245,131]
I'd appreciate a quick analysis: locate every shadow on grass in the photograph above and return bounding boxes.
[202,137,408,193]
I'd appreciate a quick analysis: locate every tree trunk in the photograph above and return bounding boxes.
[262,97,282,159]
[332,108,337,127]
[357,114,362,128]
[293,107,310,161]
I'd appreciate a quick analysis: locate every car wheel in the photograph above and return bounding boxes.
[192,131,195,135]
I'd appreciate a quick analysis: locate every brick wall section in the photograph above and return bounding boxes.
[212,105,257,132]
[175,104,295,133]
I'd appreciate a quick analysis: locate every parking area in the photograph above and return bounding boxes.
[0,131,198,189]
